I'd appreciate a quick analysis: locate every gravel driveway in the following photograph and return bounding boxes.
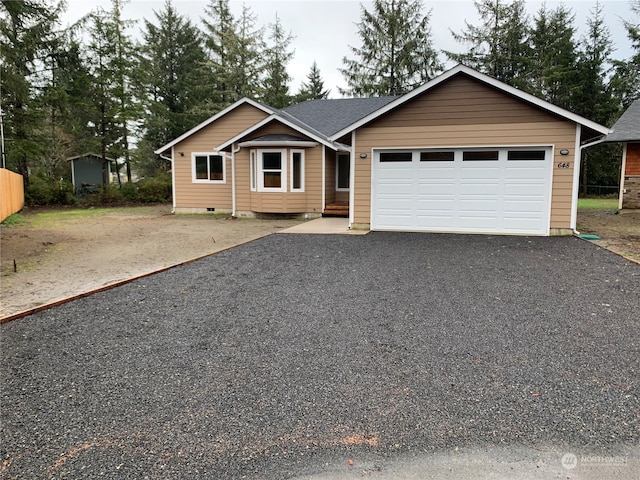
[1,233,639,479]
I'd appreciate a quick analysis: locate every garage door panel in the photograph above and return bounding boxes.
[377,196,412,209]
[417,168,456,180]
[372,147,551,235]
[376,213,413,228]
[506,167,546,179]
[460,200,499,212]
[460,168,500,179]
[503,201,546,214]
[415,215,456,228]
[460,183,500,195]
[504,183,545,195]
[416,183,456,195]
[377,182,412,195]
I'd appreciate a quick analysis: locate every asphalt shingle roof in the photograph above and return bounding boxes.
[606,100,640,142]
[280,96,398,138]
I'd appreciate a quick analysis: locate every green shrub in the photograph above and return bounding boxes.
[82,176,172,205]
[135,175,172,203]
[25,176,75,206]
[84,185,124,205]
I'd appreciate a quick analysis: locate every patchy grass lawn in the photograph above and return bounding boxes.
[577,197,618,211]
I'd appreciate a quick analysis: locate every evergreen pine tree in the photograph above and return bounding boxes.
[340,0,441,97]
[138,0,208,175]
[529,4,579,109]
[610,0,640,108]
[200,0,263,109]
[84,0,140,184]
[228,4,264,102]
[202,0,238,109]
[0,0,62,181]
[446,0,531,88]
[295,61,330,102]
[261,14,294,108]
[574,2,619,194]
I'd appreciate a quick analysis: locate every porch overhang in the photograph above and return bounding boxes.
[238,134,318,148]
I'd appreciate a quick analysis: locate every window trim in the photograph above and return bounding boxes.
[257,149,287,192]
[192,152,226,184]
[290,149,305,192]
[336,153,350,191]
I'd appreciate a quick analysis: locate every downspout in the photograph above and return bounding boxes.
[619,143,627,210]
[231,143,240,217]
[321,145,326,215]
[166,149,176,213]
[348,131,356,229]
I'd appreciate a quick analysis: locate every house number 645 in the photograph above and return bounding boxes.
[557,162,571,169]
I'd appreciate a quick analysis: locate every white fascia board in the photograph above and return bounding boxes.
[329,64,611,141]
[154,98,274,155]
[216,114,339,151]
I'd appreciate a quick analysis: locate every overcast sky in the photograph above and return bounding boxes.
[63,0,636,98]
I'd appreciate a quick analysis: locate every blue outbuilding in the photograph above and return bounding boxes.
[67,153,115,194]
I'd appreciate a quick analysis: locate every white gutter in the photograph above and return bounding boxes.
[572,132,609,233]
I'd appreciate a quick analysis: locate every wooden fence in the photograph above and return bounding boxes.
[0,168,25,222]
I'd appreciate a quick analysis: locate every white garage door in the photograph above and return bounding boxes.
[371,147,552,235]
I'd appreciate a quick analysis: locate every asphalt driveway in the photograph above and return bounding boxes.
[1,233,639,479]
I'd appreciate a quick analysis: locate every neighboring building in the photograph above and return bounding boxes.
[603,100,640,210]
[155,64,610,236]
[67,153,114,194]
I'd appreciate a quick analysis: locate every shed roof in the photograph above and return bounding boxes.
[605,100,640,142]
[66,153,116,163]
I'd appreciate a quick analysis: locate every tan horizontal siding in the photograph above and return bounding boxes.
[304,146,323,214]
[372,76,561,128]
[325,149,336,206]
[249,122,303,138]
[173,104,269,209]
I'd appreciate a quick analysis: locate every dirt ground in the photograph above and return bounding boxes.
[1,204,638,319]
[0,205,304,318]
[576,208,640,263]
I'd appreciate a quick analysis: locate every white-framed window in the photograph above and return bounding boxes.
[336,153,350,191]
[250,150,257,191]
[290,150,304,192]
[192,152,226,183]
[257,149,287,192]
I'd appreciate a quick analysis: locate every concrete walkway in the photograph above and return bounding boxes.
[278,216,369,234]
